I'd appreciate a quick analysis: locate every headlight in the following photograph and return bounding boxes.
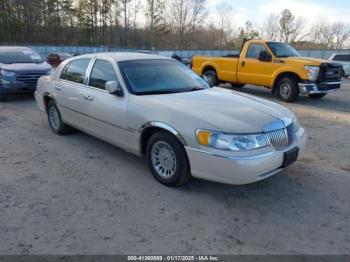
[304,66,319,81]
[0,69,16,78]
[196,130,268,151]
[293,118,301,132]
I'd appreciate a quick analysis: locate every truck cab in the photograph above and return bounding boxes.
[192,40,342,102]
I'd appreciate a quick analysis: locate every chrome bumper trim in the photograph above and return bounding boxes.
[298,82,340,95]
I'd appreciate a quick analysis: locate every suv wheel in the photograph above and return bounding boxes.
[203,69,218,87]
[47,100,72,135]
[146,131,191,187]
[277,76,299,102]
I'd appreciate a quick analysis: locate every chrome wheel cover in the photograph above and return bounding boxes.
[280,82,292,99]
[151,141,177,178]
[49,106,60,130]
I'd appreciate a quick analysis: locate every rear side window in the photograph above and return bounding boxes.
[246,44,268,59]
[89,60,118,90]
[60,59,91,84]
[333,54,350,62]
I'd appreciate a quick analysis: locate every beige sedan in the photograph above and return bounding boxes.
[35,53,306,186]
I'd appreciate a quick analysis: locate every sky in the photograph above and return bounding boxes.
[206,0,350,27]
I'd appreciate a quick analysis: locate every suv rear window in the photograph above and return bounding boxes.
[60,59,91,84]
[0,49,44,64]
[333,54,350,62]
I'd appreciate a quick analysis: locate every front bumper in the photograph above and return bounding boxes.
[0,82,37,95]
[298,81,341,95]
[185,128,306,185]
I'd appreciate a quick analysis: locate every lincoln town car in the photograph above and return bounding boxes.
[35,53,306,186]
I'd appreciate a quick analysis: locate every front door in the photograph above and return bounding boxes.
[78,59,130,149]
[238,43,277,87]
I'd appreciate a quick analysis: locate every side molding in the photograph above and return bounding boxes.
[139,122,187,146]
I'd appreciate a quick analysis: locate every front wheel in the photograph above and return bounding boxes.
[309,94,327,99]
[47,100,72,135]
[146,131,191,187]
[277,76,299,102]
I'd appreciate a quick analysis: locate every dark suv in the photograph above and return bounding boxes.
[0,46,52,101]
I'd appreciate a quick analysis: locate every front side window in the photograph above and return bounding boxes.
[267,42,301,58]
[118,59,210,95]
[60,59,90,84]
[89,60,118,90]
[246,44,269,59]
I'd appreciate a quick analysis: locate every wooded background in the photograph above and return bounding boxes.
[0,0,349,50]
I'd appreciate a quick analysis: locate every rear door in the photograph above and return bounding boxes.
[237,43,278,87]
[78,59,130,149]
[54,58,91,128]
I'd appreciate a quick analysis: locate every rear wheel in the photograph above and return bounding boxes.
[146,131,191,187]
[47,100,72,135]
[203,69,219,87]
[277,76,299,102]
[309,94,327,99]
[0,95,7,102]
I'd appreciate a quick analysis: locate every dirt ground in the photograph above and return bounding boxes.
[0,79,349,255]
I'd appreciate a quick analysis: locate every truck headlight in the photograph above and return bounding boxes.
[0,69,16,78]
[304,66,319,81]
[196,130,268,151]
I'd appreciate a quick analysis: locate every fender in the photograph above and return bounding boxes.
[270,66,305,87]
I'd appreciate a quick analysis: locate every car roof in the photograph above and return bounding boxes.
[72,52,170,62]
[0,46,33,52]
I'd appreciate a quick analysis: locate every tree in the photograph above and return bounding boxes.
[146,0,166,48]
[262,13,279,41]
[216,1,233,48]
[279,9,306,44]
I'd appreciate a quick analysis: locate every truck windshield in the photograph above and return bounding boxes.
[267,42,301,58]
[0,49,44,64]
[118,59,210,95]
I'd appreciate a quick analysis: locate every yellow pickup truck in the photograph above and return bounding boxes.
[192,40,342,102]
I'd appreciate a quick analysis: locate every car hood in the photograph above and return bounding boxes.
[284,56,326,66]
[0,62,52,73]
[141,87,295,133]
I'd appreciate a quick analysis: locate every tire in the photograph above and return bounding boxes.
[308,94,327,99]
[0,95,7,102]
[276,76,299,102]
[203,69,219,87]
[230,83,245,89]
[146,131,191,187]
[47,100,72,135]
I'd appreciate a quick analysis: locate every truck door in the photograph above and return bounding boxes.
[237,43,278,87]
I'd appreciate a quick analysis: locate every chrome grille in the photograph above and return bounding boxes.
[264,124,294,149]
[16,73,43,84]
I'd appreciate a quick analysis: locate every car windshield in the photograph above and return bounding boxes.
[267,42,301,58]
[0,49,44,64]
[118,59,210,95]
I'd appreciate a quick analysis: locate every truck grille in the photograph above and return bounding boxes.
[317,63,342,83]
[264,124,294,150]
[16,73,44,85]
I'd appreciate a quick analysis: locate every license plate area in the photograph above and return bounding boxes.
[282,147,299,168]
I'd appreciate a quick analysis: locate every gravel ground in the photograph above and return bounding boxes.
[0,79,350,255]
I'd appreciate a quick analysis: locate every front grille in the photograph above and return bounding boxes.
[317,63,342,83]
[16,73,44,84]
[264,124,294,149]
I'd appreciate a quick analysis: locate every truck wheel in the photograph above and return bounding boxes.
[0,95,7,102]
[230,83,245,89]
[47,100,72,135]
[146,131,192,187]
[309,94,327,99]
[203,69,219,87]
[277,76,299,102]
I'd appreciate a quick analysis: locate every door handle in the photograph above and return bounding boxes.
[241,61,246,67]
[83,95,94,102]
[54,85,62,91]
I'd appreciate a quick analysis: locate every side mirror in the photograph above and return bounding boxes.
[105,81,123,96]
[258,50,272,62]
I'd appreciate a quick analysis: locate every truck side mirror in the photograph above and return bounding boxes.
[258,50,272,62]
